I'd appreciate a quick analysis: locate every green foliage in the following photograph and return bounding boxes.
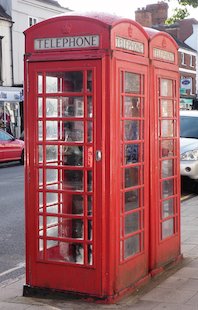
[165,0,198,24]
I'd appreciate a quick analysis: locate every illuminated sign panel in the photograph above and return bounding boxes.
[116,36,144,54]
[34,35,100,50]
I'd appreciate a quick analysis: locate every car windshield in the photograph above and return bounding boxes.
[180,116,198,139]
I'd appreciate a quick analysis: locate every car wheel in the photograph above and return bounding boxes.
[20,150,24,165]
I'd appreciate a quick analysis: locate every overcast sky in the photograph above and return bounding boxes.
[58,0,198,20]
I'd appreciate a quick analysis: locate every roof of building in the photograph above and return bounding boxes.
[37,0,69,9]
[0,4,11,21]
[170,34,196,53]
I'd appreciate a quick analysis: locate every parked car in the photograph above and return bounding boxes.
[0,129,24,164]
[180,110,198,189]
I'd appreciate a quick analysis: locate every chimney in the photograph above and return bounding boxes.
[135,2,169,27]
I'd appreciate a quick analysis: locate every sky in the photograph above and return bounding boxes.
[58,0,198,20]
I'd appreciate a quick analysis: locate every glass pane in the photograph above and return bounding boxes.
[160,79,172,97]
[125,166,139,188]
[87,96,93,117]
[38,74,43,94]
[88,121,93,142]
[38,98,42,117]
[46,74,58,93]
[87,71,92,92]
[46,145,58,163]
[125,120,139,140]
[46,98,58,117]
[46,204,59,213]
[64,170,83,191]
[60,218,84,239]
[88,171,92,192]
[88,220,92,240]
[162,179,174,198]
[162,198,174,219]
[161,120,174,137]
[160,99,173,117]
[63,71,83,92]
[162,159,174,178]
[162,218,174,239]
[63,145,83,166]
[38,145,43,163]
[161,140,174,157]
[125,212,140,234]
[46,169,58,185]
[39,169,43,186]
[124,234,140,258]
[38,121,43,141]
[125,189,139,211]
[71,195,84,214]
[63,97,84,117]
[46,121,58,140]
[47,241,84,264]
[125,144,139,164]
[39,216,43,235]
[124,97,140,117]
[64,121,84,142]
[88,195,92,215]
[124,72,140,93]
[39,192,43,208]
[87,245,93,265]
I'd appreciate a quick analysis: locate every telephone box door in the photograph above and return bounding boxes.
[150,68,180,269]
[26,60,103,295]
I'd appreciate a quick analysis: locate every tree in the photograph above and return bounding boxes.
[165,0,198,25]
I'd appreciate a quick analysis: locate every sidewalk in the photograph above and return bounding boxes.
[1,195,198,309]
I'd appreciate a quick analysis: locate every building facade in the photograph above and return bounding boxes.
[0,0,70,137]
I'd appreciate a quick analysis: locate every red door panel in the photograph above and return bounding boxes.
[26,60,102,295]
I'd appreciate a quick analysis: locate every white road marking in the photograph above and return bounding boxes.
[0,262,25,277]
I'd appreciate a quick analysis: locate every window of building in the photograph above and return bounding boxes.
[190,55,194,67]
[28,16,38,27]
[181,52,185,65]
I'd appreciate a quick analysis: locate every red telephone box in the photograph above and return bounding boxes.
[145,28,181,271]
[23,13,180,303]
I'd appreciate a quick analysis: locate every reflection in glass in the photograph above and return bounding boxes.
[38,121,43,141]
[87,71,92,92]
[87,96,93,117]
[125,120,139,140]
[38,74,43,94]
[88,195,92,215]
[125,144,139,164]
[161,140,174,157]
[160,79,172,97]
[88,171,92,192]
[88,220,92,240]
[162,199,174,219]
[64,170,83,191]
[46,98,58,117]
[125,166,139,188]
[161,99,173,117]
[124,234,140,258]
[64,121,84,142]
[162,179,174,198]
[162,218,174,239]
[63,145,83,166]
[125,189,139,211]
[63,71,83,92]
[46,169,58,185]
[39,216,43,235]
[125,212,139,234]
[46,204,59,214]
[46,145,58,163]
[161,120,174,137]
[88,245,93,265]
[39,169,43,186]
[124,97,140,117]
[162,159,174,178]
[46,121,58,140]
[46,192,58,204]
[88,121,93,142]
[71,195,84,214]
[124,72,140,93]
[63,97,84,117]
[61,218,84,239]
[39,192,43,208]
[38,98,42,117]
[46,74,58,93]
[39,145,43,163]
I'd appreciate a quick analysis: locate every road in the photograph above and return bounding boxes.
[0,162,25,284]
